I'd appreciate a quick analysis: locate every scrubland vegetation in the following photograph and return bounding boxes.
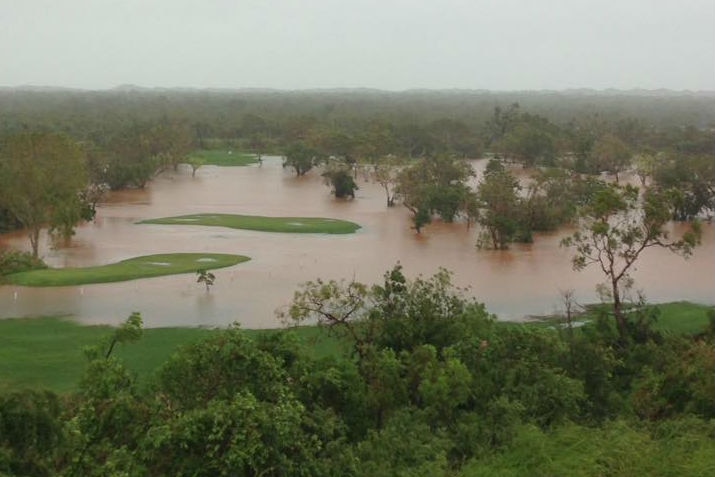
[0,88,713,475]
[0,268,713,476]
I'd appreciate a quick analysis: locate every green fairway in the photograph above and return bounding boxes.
[188,149,258,166]
[0,301,709,394]
[0,318,346,393]
[4,253,249,287]
[0,317,220,393]
[653,301,714,334]
[139,213,362,234]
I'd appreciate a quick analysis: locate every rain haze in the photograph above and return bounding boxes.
[1,0,714,91]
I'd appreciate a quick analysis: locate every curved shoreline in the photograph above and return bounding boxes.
[5,253,250,287]
[139,213,362,234]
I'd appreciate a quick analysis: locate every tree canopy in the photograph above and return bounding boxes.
[0,132,90,256]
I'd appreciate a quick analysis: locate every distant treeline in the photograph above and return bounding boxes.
[2,88,714,139]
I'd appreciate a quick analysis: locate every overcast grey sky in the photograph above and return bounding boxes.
[1,0,713,91]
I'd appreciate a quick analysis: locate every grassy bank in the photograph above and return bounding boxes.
[0,318,343,393]
[0,301,710,394]
[140,213,361,234]
[4,253,249,287]
[526,301,714,335]
[188,149,258,166]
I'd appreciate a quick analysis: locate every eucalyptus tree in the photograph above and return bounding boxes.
[0,132,90,257]
[561,183,701,340]
[369,155,405,207]
[475,160,524,249]
[283,142,318,176]
[396,155,474,233]
[591,133,632,183]
[322,163,358,199]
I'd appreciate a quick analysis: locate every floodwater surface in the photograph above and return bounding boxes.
[1,157,713,328]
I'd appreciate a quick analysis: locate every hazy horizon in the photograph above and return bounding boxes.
[2,0,713,91]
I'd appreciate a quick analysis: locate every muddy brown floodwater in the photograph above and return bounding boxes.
[1,157,713,328]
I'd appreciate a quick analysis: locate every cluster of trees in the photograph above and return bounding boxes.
[271,98,711,241]
[0,121,196,255]
[1,268,713,476]
[1,90,712,263]
[0,133,95,257]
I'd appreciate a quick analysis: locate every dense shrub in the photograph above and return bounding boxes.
[0,250,47,276]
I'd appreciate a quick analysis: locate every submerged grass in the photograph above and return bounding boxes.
[139,213,361,234]
[4,253,250,287]
[188,149,258,167]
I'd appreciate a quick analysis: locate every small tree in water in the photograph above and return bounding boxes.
[196,269,216,292]
[322,165,358,199]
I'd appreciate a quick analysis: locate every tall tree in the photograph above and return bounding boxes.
[0,133,89,257]
[283,142,317,176]
[396,155,474,233]
[591,134,632,183]
[322,163,358,199]
[475,160,524,249]
[561,183,701,340]
[369,156,405,207]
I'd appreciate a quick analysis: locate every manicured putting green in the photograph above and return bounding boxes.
[140,213,361,234]
[5,253,249,287]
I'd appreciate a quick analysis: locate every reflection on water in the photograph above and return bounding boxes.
[1,157,713,328]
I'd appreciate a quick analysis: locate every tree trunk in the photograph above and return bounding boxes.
[612,278,629,340]
[29,227,40,258]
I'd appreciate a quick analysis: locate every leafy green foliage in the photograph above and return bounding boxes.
[0,250,47,277]
[196,269,215,292]
[283,142,318,176]
[1,269,714,475]
[0,132,90,257]
[561,182,702,339]
[0,391,63,477]
[476,160,524,249]
[187,149,258,167]
[321,164,358,199]
[396,155,475,232]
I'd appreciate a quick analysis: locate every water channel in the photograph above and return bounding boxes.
[1,157,713,328]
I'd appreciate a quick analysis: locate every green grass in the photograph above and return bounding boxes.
[0,318,346,394]
[5,253,249,287]
[188,149,258,166]
[0,317,220,393]
[652,301,714,334]
[0,301,708,394]
[139,213,362,234]
[524,301,714,335]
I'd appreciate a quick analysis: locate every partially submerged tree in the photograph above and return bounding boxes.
[591,133,632,183]
[369,156,404,207]
[322,163,358,199]
[196,269,216,292]
[396,155,475,233]
[0,132,90,257]
[185,156,205,177]
[475,160,524,249]
[561,183,701,340]
[283,142,317,176]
